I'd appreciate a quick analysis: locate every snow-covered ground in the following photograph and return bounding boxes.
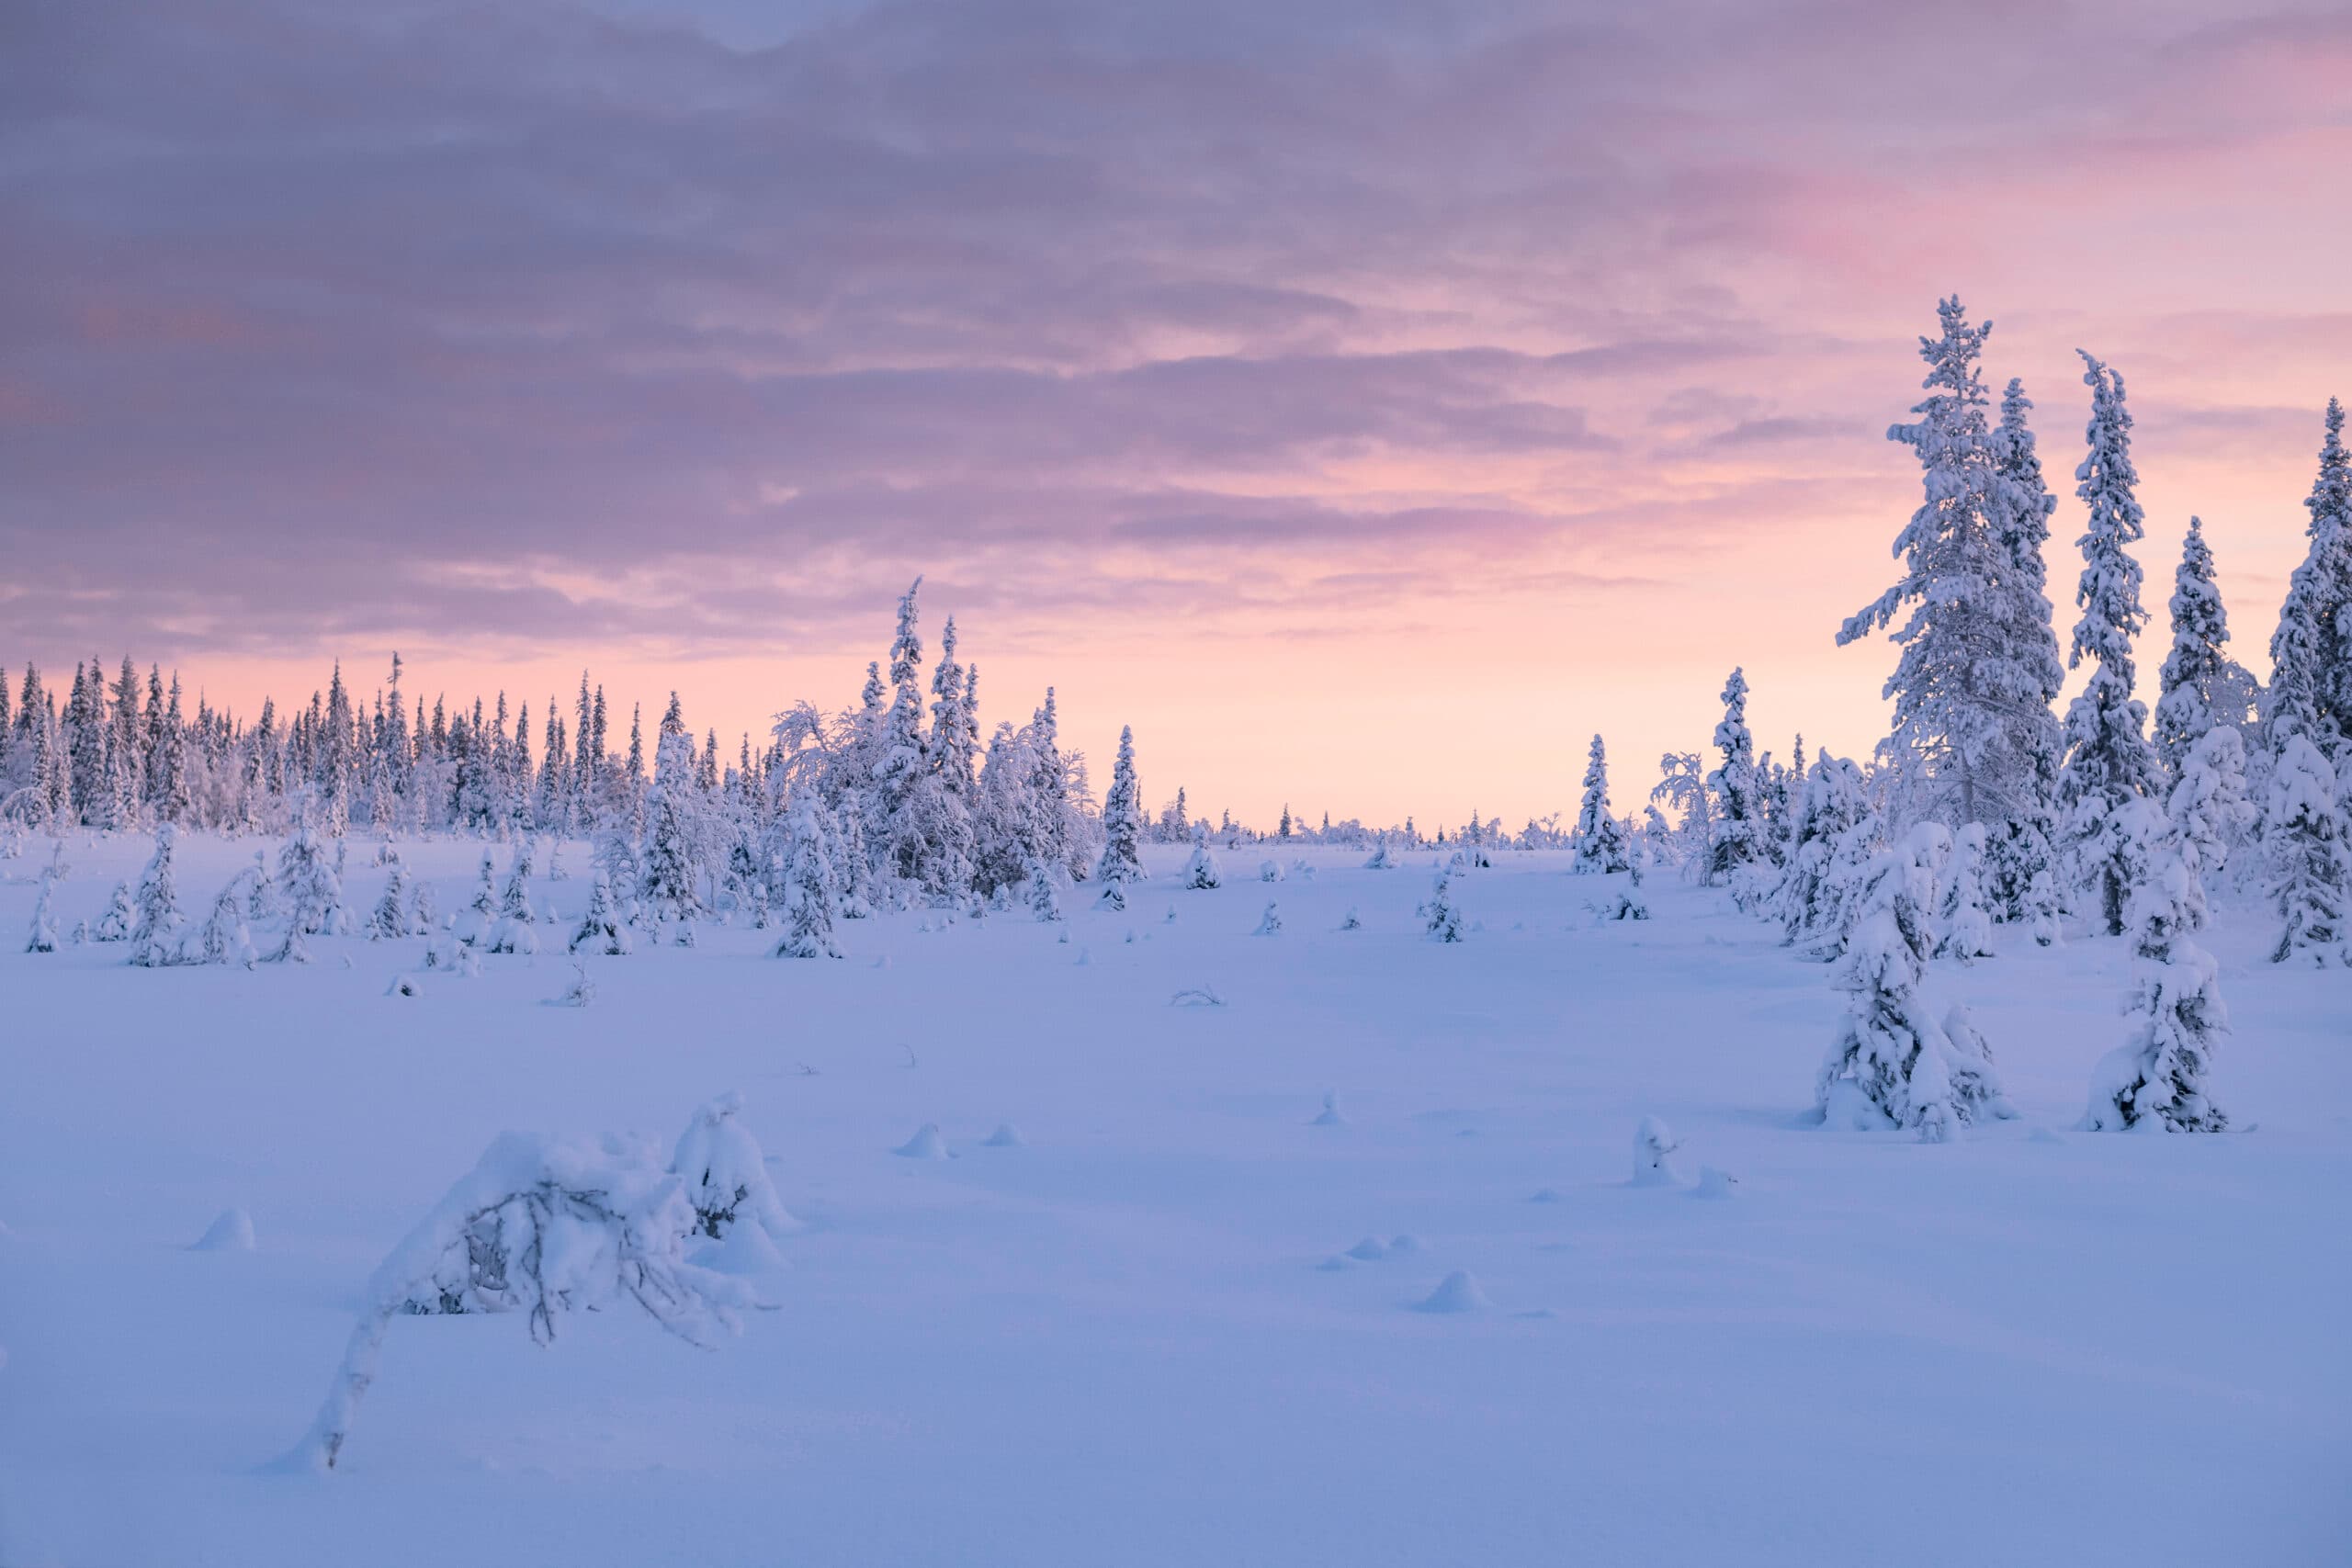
[2,836,2345,1565]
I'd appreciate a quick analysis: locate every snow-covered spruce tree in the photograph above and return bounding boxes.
[93,880,133,942]
[2081,801,2229,1132]
[489,841,537,954]
[194,873,257,967]
[1842,303,2061,832]
[1094,725,1146,892]
[127,824,184,967]
[26,866,59,953]
[570,871,633,956]
[1778,754,1880,956]
[1423,869,1465,942]
[458,851,496,945]
[274,821,347,959]
[1938,823,1996,962]
[592,821,644,931]
[2167,726,2255,889]
[639,728,704,938]
[2053,352,2162,935]
[2267,399,2352,759]
[672,1092,797,1242]
[775,798,842,960]
[291,1131,756,1472]
[1705,669,1764,884]
[247,847,281,924]
[2152,516,2237,782]
[369,855,410,941]
[1571,734,1631,874]
[1815,826,2013,1141]
[2264,735,2346,965]
[1026,855,1064,923]
[1180,823,1222,890]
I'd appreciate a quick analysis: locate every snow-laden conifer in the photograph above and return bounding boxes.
[2152,516,2237,781]
[1842,302,2059,829]
[1815,827,2013,1140]
[369,855,410,942]
[2054,353,2162,933]
[1705,670,1763,882]
[2264,736,2346,965]
[571,871,632,956]
[1938,823,1996,963]
[127,823,183,967]
[1094,724,1146,891]
[1778,754,1879,956]
[1026,856,1064,923]
[1423,870,1464,942]
[195,873,257,967]
[94,880,132,942]
[2167,727,2254,889]
[775,798,842,959]
[1571,734,1631,874]
[2267,400,2352,755]
[2081,802,2230,1132]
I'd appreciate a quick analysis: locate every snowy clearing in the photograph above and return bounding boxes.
[2,836,2345,1566]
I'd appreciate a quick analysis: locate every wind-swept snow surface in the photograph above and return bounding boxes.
[0,840,2343,1565]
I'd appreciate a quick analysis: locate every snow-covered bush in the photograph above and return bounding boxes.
[487,842,537,953]
[26,868,60,953]
[1253,902,1281,935]
[1631,1116,1683,1186]
[368,856,410,942]
[193,874,256,967]
[1259,858,1284,883]
[1026,858,1064,923]
[1181,825,1222,890]
[775,802,842,959]
[670,1091,797,1242]
[292,1131,758,1471]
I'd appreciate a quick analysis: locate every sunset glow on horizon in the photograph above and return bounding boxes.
[7,0,2348,826]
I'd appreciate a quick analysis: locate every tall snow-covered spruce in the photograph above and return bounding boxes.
[1842,301,2061,834]
[2152,516,2240,782]
[1094,725,1146,893]
[2053,352,2161,934]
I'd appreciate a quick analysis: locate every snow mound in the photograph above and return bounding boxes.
[191,1208,255,1252]
[1311,1092,1346,1127]
[1693,1167,1738,1201]
[1316,1255,1352,1272]
[1344,1235,1388,1261]
[1413,1270,1490,1314]
[691,1217,786,1277]
[1170,987,1225,1008]
[893,1123,949,1160]
[981,1122,1026,1148]
[1528,1187,1563,1204]
[2027,1125,2066,1145]
[1388,1234,1421,1254]
[1820,1077,1894,1132]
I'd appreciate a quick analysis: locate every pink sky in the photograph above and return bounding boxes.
[5,0,2347,827]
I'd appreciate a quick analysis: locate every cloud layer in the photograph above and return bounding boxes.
[4,0,2346,818]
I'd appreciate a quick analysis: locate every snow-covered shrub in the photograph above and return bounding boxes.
[557,964,595,1008]
[1180,825,1222,890]
[1815,840,2014,1141]
[1253,902,1281,935]
[26,869,59,953]
[1363,842,1394,871]
[1631,1116,1683,1186]
[488,843,537,953]
[2081,818,2229,1133]
[457,852,496,947]
[775,800,840,959]
[1339,905,1362,931]
[1983,814,2061,945]
[670,1091,797,1242]
[1259,859,1284,884]
[292,1131,757,1471]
